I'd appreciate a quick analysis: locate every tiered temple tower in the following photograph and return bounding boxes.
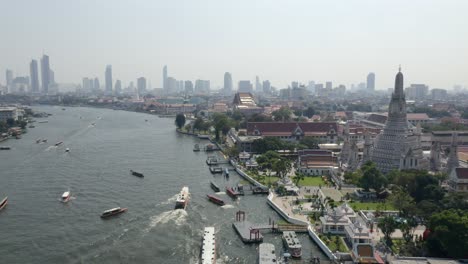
[446,132,460,173]
[371,68,426,174]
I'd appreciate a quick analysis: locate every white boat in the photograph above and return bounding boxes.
[282,231,302,258]
[258,243,277,264]
[65,148,70,152]
[201,227,216,264]
[61,191,71,203]
[175,186,190,210]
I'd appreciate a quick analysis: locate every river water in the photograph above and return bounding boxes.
[0,106,325,263]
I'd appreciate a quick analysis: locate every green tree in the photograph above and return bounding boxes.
[293,172,305,186]
[389,188,415,217]
[272,158,292,178]
[272,107,292,122]
[378,216,397,245]
[299,137,320,149]
[427,209,468,258]
[344,170,362,185]
[400,218,418,244]
[193,117,204,132]
[175,113,186,129]
[304,106,316,118]
[358,161,387,192]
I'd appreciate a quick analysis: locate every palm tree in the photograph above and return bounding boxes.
[293,172,305,187]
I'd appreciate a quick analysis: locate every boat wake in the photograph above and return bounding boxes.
[221,204,235,209]
[144,209,188,233]
[158,194,178,206]
[44,146,55,152]
[215,192,226,195]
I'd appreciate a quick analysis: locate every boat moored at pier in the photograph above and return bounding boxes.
[175,186,190,209]
[201,227,216,264]
[100,207,127,218]
[207,194,225,206]
[282,231,302,258]
[258,243,277,264]
[226,187,240,198]
[209,167,223,174]
[210,181,220,192]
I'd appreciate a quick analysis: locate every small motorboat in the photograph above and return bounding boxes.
[226,187,240,198]
[0,197,7,211]
[29,125,35,128]
[65,148,70,152]
[210,181,220,192]
[0,146,11,150]
[100,207,127,219]
[55,141,63,146]
[36,139,41,144]
[207,194,225,206]
[130,170,144,178]
[61,191,71,203]
[42,139,48,143]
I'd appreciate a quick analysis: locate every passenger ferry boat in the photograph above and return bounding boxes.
[258,243,277,264]
[201,227,216,264]
[0,197,7,211]
[61,191,71,203]
[175,186,190,209]
[210,181,220,192]
[100,207,127,218]
[209,167,223,174]
[282,231,302,258]
[207,194,225,206]
[226,187,240,198]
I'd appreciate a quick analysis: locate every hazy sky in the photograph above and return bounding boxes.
[1,0,467,90]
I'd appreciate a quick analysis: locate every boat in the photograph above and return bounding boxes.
[0,197,7,211]
[193,144,201,152]
[28,125,35,128]
[0,146,11,150]
[91,123,96,126]
[61,191,71,203]
[38,120,48,123]
[282,231,302,258]
[201,227,216,264]
[210,181,220,192]
[226,187,240,198]
[237,184,245,196]
[198,134,210,139]
[252,186,269,194]
[65,148,70,152]
[130,170,144,178]
[42,139,47,143]
[209,167,223,174]
[36,139,41,143]
[175,186,190,209]
[55,141,63,146]
[206,156,218,165]
[100,207,128,218]
[207,194,225,206]
[224,168,229,176]
[15,135,21,139]
[258,243,277,264]
[62,108,66,110]
[205,144,215,151]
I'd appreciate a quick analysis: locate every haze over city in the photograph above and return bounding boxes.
[1,0,468,89]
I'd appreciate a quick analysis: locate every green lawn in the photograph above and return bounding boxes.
[319,235,349,252]
[348,201,395,211]
[298,176,326,186]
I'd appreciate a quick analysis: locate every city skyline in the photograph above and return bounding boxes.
[1,1,468,89]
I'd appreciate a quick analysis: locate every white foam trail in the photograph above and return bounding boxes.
[215,192,226,195]
[44,146,54,152]
[144,209,188,233]
[159,194,178,206]
[221,204,235,209]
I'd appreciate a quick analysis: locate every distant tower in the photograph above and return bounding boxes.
[262,80,271,94]
[255,76,261,92]
[361,130,373,164]
[40,55,50,94]
[105,65,113,93]
[446,132,460,173]
[115,80,122,94]
[367,73,375,91]
[163,65,168,93]
[137,77,147,95]
[430,141,441,172]
[224,72,232,95]
[94,78,100,91]
[340,122,351,164]
[29,60,40,93]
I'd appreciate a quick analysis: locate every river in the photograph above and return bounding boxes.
[0,106,326,263]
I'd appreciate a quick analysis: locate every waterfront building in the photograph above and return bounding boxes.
[370,69,426,174]
[224,72,232,95]
[41,55,50,94]
[29,60,40,93]
[0,107,20,122]
[367,73,375,91]
[246,122,338,143]
[105,65,113,93]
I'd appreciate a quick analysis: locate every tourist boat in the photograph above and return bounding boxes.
[224,168,229,176]
[207,194,225,206]
[226,187,240,198]
[65,148,70,152]
[175,186,190,209]
[237,184,245,196]
[0,146,11,150]
[209,167,223,174]
[258,243,277,264]
[130,170,144,178]
[252,186,269,194]
[100,207,128,218]
[282,231,302,258]
[205,144,215,151]
[210,181,220,192]
[55,141,63,146]
[61,191,71,203]
[198,134,210,139]
[201,227,216,264]
[206,156,218,165]
[193,144,200,152]
[0,197,7,211]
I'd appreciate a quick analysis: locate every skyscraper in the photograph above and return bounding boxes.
[137,77,147,95]
[94,78,100,91]
[29,60,39,93]
[238,80,253,93]
[40,55,50,94]
[105,65,113,93]
[115,80,122,94]
[255,76,261,92]
[367,72,375,91]
[224,72,232,95]
[262,80,271,94]
[325,81,332,90]
[184,80,194,94]
[163,65,168,93]
[5,69,13,89]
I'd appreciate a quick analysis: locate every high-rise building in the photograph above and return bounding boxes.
[291,81,299,89]
[325,81,332,90]
[163,65,168,93]
[195,80,210,94]
[167,77,177,94]
[29,60,39,93]
[184,80,194,94]
[40,55,50,94]
[115,80,122,94]
[371,68,426,173]
[405,84,428,101]
[308,81,315,93]
[431,88,447,100]
[94,78,100,91]
[105,65,113,93]
[178,80,184,92]
[255,76,261,92]
[224,72,233,95]
[49,69,55,85]
[262,80,271,94]
[82,77,92,91]
[367,72,375,91]
[5,69,13,87]
[137,77,147,95]
[238,80,253,93]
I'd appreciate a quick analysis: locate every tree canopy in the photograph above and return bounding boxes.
[174,113,186,129]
